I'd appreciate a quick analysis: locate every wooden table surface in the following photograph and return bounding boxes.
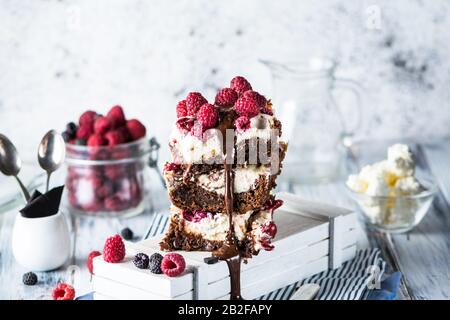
[1,139,449,300]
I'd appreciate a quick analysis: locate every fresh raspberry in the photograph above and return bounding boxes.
[87,134,106,147]
[116,126,131,143]
[197,103,218,130]
[103,234,126,263]
[104,196,126,212]
[76,125,93,140]
[161,253,186,277]
[104,164,126,180]
[93,116,112,135]
[104,130,125,146]
[215,88,238,107]
[126,119,146,141]
[185,92,207,116]
[242,90,267,109]
[95,181,114,199]
[230,76,252,96]
[107,105,126,127]
[176,100,188,118]
[79,110,98,127]
[190,122,204,139]
[87,250,101,274]
[133,253,149,269]
[164,162,181,172]
[235,96,260,118]
[52,283,75,300]
[234,116,251,131]
[176,117,195,133]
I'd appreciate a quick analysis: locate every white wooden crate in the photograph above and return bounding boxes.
[93,192,357,300]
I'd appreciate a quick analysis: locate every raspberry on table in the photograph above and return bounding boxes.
[161,253,186,277]
[94,116,113,135]
[126,119,146,141]
[230,76,252,96]
[87,250,101,274]
[176,100,188,118]
[149,253,164,274]
[121,227,134,240]
[52,283,75,300]
[107,105,126,127]
[235,96,260,118]
[103,234,126,263]
[87,134,106,147]
[215,88,238,107]
[234,116,251,131]
[242,90,267,109]
[133,253,149,269]
[22,272,38,286]
[76,125,93,140]
[185,92,207,116]
[197,103,218,130]
[79,110,98,127]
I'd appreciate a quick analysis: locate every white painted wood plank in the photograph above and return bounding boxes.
[93,275,193,300]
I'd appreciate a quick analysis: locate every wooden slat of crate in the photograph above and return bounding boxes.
[92,275,193,300]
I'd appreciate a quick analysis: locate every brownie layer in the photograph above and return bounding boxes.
[159,206,272,258]
[164,164,278,214]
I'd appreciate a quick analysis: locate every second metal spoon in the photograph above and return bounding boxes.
[37,130,66,192]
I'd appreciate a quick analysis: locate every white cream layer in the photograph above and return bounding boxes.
[196,165,270,195]
[236,114,278,144]
[169,126,224,164]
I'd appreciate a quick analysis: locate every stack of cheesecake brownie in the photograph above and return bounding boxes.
[160,76,287,258]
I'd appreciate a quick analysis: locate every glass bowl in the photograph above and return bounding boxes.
[64,137,154,218]
[346,175,437,233]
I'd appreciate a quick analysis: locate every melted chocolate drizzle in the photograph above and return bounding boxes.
[212,162,243,300]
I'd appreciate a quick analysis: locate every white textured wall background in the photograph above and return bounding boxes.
[1,0,450,162]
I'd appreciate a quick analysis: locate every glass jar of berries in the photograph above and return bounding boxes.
[64,137,156,218]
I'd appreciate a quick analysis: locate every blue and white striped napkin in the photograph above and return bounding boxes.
[144,213,387,300]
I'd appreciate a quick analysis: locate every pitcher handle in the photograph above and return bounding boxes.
[332,77,364,147]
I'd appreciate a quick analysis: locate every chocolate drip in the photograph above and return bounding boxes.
[212,162,243,300]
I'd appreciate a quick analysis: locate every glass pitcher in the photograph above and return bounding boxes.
[260,57,363,184]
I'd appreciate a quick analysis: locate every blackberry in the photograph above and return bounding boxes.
[204,256,219,265]
[61,131,71,142]
[75,138,86,146]
[22,272,38,286]
[149,253,163,274]
[120,227,133,240]
[66,122,77,135]
[133,253,149,269]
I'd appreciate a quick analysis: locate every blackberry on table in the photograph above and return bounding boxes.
[133,253,149,269]
[149,253,164,274]
[22,272,38,286]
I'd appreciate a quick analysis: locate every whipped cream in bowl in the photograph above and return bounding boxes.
[346,143,437,233]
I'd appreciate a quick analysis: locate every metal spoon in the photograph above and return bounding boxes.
[37,130,66,192]
[0,134,31,201]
